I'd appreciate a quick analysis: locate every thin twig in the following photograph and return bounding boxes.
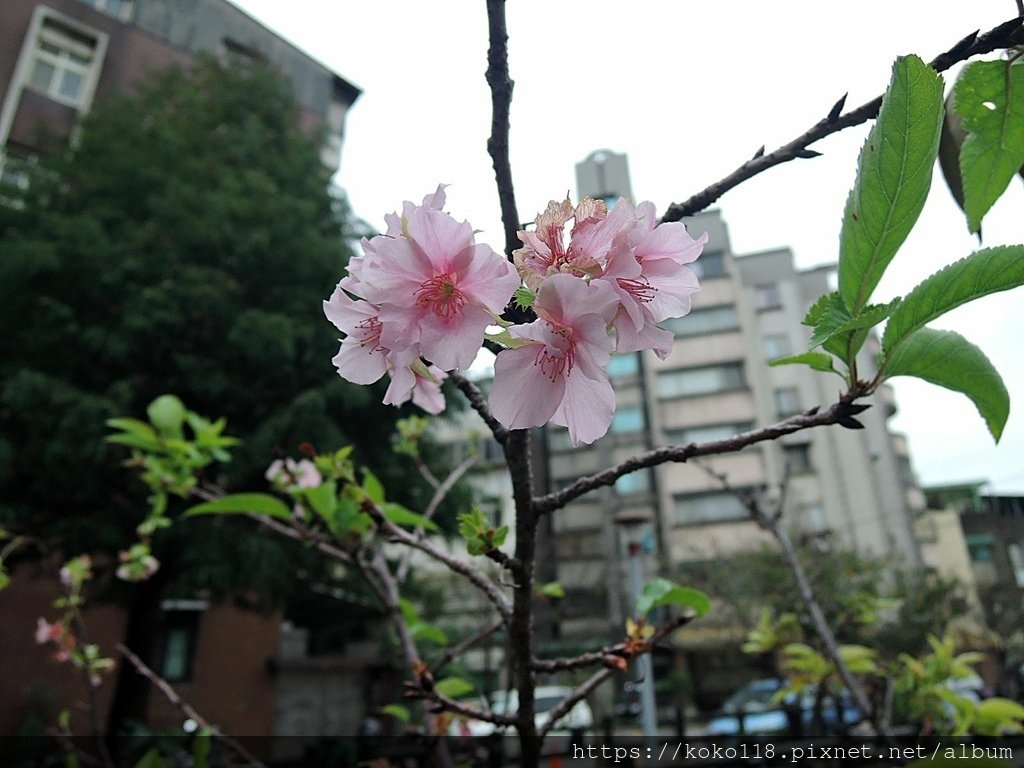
[434,619,504,676]
[396,453,479,583]
[414,455,441,490]
[531,612,695,674]
[533,398,864,514]
[363,499,513,620]
[661,16,1024,222]
[116,644,267,767]
[450,372,509,445]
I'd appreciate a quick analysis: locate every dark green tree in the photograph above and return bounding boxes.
[0,57,457,737]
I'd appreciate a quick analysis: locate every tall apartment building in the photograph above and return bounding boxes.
[434,152,928,710]
[0,0,359,183]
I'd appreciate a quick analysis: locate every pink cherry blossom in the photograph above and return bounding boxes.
[35,617,64,645]
[359,199,519,372]
[490,274,618,446]
[513,197,636,291]
[384,361,447,415]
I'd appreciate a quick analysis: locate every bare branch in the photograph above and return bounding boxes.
[485,0,520,260]
[533,398,864,514]
[661,16,1024,222]
[413,687,516,728]
[251,513,354,564]
[532,612,694,674]
[363,499,513,620]
[450,372,509,445]
[116,644,267,768]
[434,619,504,676]
[396,452,480,583]
[538,667,615,739]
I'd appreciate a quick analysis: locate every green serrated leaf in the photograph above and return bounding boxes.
[185,493,293,521]
[384,502,439,532]
[514,285,535,310]
[147,395,187,437]
[491,524,509,549]
[770,351,840,376]
[803,293,832,327]
[955,58,1024,233]
[458,507,487,541]
[635,578,710,617]
[104,433,163,451]
[807,293,852,348]
[883,327,1009,441]
[838,55,944,313]
[882,246,1024,356]
[380,704,411,723]
[362,469,385,505]
[434,677,475,699]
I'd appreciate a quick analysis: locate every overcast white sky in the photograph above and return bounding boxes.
[233,0,1024,494]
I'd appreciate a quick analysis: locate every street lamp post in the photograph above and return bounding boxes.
[615,511,658,737]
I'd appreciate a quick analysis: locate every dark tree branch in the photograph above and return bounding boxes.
[660,16,1024,222]
[533,397,866,514]
[116,644,267,768]
[451,371,509,445]
[485,0,521,261]
[532,612,695,673]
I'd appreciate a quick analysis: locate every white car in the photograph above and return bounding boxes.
[449,685,593,736]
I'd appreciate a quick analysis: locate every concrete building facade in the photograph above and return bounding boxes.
[0,0,359,186]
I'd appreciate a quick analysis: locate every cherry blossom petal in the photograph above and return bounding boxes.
[551,369,616,446]
[490,345,565,429]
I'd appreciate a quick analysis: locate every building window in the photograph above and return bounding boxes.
[664,421,753,445]
[784,443,813,474]
[615,469,650,496]
[673,491,748,526]
[611,404,644,434]
[691,251,727,279]
[755,283,782,310]
[657,363,745,399]
[763,333,791,361]
[966,534,994,563]
[26,19,99,108]
[662,305,739,337]
[75,0,134,21]
[774,387,802,417]
[606,353,639,378]
[158,609,202,683]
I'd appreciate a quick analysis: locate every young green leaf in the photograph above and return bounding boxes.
[191,729,211,768]
[147,395,188,437]
[383,502,439,533]
[410,621,449,646]
[185,493,293,521]
[954,58,1024,233]
[635,577,710,617]
[881,245,1024,356]
[434,677,475,699]
[380,704,411,723]
[838,55,944,313]
[883,328,1009,441]
[537,582,566,600]
[769,351,840,376]
[302,480,338,521]
[361,469,385,505]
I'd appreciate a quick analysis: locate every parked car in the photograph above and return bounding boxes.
[449,685,594,736]
[707,678,861,738]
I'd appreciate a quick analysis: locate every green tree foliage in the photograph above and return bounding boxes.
[0,57,436,600]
